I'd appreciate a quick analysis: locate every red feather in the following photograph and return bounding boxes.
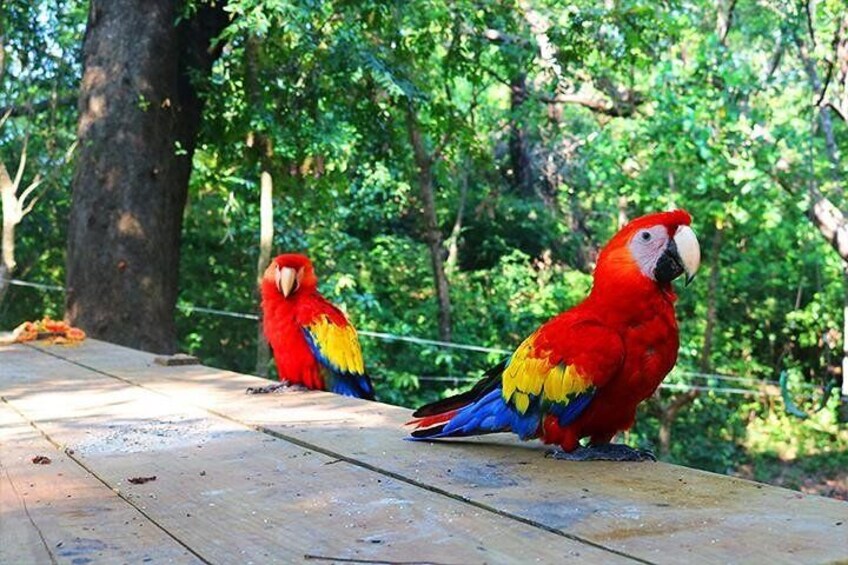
[409,210,694,451]
[260,254,372,398]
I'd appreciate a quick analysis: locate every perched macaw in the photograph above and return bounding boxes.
[409,210,700,460]
[254,253,375,400]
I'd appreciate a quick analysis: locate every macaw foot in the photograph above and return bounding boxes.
[245,381,309,394]
[545,443,656,462]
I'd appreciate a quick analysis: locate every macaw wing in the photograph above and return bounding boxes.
[502,322,624,428]
[302,315,375,400]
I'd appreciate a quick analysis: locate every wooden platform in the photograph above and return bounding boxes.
[1,339,846,564]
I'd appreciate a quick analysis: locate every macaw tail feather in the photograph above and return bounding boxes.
[407,360,540,441]
[407,409,460,438]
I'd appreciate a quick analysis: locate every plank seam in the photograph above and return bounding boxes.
[1,462,59,565]
[0,397,213,565]
[24,345,654,565]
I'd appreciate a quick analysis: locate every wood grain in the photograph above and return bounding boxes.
[24,339,848,564]
[0,402,200,564]
[1,342,627,563]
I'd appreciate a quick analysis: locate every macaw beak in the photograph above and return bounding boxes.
[654,225,701,286]
[276,266,298,297]
[674,225,701,286]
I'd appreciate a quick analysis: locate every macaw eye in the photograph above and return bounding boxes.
[640,231,652,242]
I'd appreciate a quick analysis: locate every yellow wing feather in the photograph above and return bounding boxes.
[502,333,593,413]
[306,316,365,374]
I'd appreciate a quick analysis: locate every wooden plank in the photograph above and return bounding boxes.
[0,404,54,565]
[1,343,629,563]
[0,402,200,564]
[26,339,848,564]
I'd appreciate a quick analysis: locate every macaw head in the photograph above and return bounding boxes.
[595,209,701,290]
[264,253,318,298]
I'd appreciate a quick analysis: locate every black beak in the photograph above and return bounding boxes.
[654,239,686,284]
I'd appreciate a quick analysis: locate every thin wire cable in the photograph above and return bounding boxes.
[357,329,511,355]
[179,304,259,320]
[6,277,830,396]
[8,279,64,291]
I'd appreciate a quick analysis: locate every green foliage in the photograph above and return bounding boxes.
[0,0,82,325]
[3,0,847,497]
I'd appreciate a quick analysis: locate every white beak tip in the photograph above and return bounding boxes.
[674,225,701,285]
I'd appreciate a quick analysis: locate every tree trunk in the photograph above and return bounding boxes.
[656,227,721,457]
[657,389,699,458]
[842,266,848,399]
[405,103,452,342]
[445,162,468,274]
[715,0,738,46]
[65,0,228,353]
[245,34,274,376]
[255,168,273,376]
[794,18,848,400]
[0,161,16,305]
[700,227,723,373]
[509,74,533,197]
[1,136,47,306]
[617,196,629,229]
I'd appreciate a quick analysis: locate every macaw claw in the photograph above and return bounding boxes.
[245,381,309,395]
[545,444,657,462]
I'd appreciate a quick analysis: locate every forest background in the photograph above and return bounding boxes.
[2,0,847,499]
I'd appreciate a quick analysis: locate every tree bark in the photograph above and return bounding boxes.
[617,196,629,229]
[509,74,534,197]
[0,160,17,305]
[445,162,468,274]
[657,389,699,458]
[700,227,723,373]
[244,34,274,376]
[793,12,848,398]
[843,266,848,398]
[716,0,738,46]
[0,134,49,306]
[653,226,720,458]
[255,168,273,376]
[66,0,228,353]
[405,103,452,342]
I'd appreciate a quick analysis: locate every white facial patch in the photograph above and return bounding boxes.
[628,225,671,280]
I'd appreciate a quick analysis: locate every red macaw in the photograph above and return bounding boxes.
[409,210,700,460]
[255,253,375,400]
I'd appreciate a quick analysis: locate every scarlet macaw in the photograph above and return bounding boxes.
[253,254,375,399]
[409,210,700,460]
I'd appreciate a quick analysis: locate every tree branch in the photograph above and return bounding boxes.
[12,135,28,192]
[668,388,700,414]
[764,36,785,83]
[482,62,643,117]
[476,27,531,47]
[19,175,44,217]
[795,33,842,177]
[717,0,738,46]
[775,172,848,262]
[815,58,834,107]
[431,130,453,165]
[0,95,77,118]
[826,100,847,123]
[805,0,817,49]
[538,92,644,117]
[0,108,11,131]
